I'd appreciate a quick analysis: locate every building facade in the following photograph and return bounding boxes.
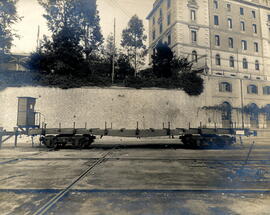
[0,53,29,72]
[147,0,270,132]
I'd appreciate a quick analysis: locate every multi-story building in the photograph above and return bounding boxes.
[147,0,270,133]
[0,53,29,72]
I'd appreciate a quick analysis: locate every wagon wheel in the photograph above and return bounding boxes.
[46,136,56,148]
[189,137,198,148]
[181,135,191,147]
[83,135,95,148]
[214,137,226,148]
[79,138,87,149]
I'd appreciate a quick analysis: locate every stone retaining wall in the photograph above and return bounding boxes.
[0,87,207,131]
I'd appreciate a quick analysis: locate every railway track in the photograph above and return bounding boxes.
[0,152,43,165]
[2,156,270,166]
[32,148,115,215]
[0,148,270,214]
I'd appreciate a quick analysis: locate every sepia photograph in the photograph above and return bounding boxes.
[0,0,270,214]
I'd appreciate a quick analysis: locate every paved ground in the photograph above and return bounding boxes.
[0,137,270,215]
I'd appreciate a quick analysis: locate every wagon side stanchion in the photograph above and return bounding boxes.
[58,123,61,132]
[31,136,34,147]
[136,121,140,138]
[167,122,172,138]
[0,127,3,149]
[104,121,108,136]
[14,127,18,148]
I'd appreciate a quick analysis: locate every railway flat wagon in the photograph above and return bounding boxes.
[28,126,250,148]
[0,97,254,149]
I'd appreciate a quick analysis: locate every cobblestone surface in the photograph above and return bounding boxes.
[0,139,270,214]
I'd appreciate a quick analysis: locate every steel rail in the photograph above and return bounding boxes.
[0,152,43,165]
[2,188,270,193]
[32,150,113,215]
[2,157,270,163]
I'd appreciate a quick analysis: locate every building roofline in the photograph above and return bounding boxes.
[232,0,270,10]
[146,0,270,20]
[146,0,163,19]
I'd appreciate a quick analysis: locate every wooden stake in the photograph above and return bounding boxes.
[0,127,3,149]
[14,127,18,148]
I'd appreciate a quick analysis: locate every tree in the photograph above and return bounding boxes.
[151,42,174,78]
[103,33,115,75]
[29,0,104,78]
[0,0,21,54]
[38,0,103,54]
[116,52,134,80]
[151,41,204,96]
[172,56,204,96]
[121,15,147,76]
[28,26,84,76]
[178,71,204,96]
[105,33,115,58]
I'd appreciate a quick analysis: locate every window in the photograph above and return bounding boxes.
[240,7,244,15]
[228,37,234,48]
[227,4,231,12]
[241,40,247,50]
[219,82,232,92]
[191,10,196,21]
[243,58,248,69]
[263,86,270,95]
[214,15,219,25]
[255,60,260,70]
[167,34,171,45]
[252,11,256,18]
[254,42,259,52]
[240,21,245,31]
[253,24,257,34]
[247,85,258,94]
[228,18,232,29]
[214,0,218,9]
[153,17,156,25]
[159,23,163,33]
[191,30,197,42]
[167,13,171,25]
[167,0,171,8]
[216,54,221,65]
[152,30,156,40]
[221,102,232,121]
[229,56,234,67]
[192,50,198,62]
[215,35,220,46]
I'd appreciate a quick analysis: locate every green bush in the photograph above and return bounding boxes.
[179,72,204,96]
[0,69,203,96]
[124,72,204,96]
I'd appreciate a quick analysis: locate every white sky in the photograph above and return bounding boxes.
[11,0,154,54]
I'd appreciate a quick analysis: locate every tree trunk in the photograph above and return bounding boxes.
[134,34,137,77]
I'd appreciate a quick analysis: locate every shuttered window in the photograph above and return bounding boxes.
[219,82,232,92]
[247,85,258,94]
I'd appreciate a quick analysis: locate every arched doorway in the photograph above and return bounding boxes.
[221,102,232,128]
[244,103,259,128]
[262,104,270,128]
